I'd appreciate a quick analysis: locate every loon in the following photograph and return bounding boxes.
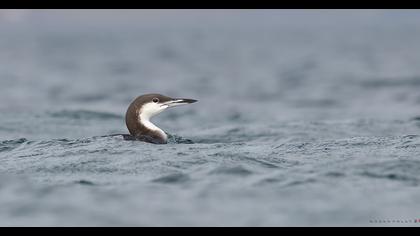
[124,94,197,144]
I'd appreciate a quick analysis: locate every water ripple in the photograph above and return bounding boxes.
[209,166,254,176]
[0,138,28,152]
[48,110,123,120]
[358,160,420,185]
[151,173,190,184]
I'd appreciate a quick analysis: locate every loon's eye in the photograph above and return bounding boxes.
[152,97,159,103]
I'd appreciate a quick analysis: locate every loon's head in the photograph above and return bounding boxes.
[125,93,197,144]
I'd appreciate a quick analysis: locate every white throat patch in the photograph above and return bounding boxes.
[138,102,168,139]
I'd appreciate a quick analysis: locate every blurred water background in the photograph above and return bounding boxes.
[1,10,420,226]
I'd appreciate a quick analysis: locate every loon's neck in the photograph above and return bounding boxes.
[125,99,168,144]
[138,113,168,142]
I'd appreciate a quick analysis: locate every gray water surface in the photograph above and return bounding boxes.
[1,11,420,226]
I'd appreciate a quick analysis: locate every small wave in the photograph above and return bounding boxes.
[396,135,420,148]
[361,76,420,88]
[71,94,109,102]
[48,110,123,120]
[119,133,195,144]
[360,77,420,89]
[358,160,420,185]
[151,173,190,184]
[410,117,420,128]
[324,171,346,178]
[74,180,96,186]
[209,166,253,176]
[284,178,317,187]
[256,175,317,187]
[166,134,194,144]
[292,99,337,108]
[0,138,28,152]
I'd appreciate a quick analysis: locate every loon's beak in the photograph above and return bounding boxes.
[162,98,197,108]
